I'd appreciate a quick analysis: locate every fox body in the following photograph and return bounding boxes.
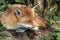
[0,4,48,34]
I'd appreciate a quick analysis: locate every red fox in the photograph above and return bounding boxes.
[0,4,48,34]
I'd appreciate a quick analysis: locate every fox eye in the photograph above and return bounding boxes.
[15,8,22,16]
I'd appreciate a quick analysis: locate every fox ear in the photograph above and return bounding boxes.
[15,8,22,16]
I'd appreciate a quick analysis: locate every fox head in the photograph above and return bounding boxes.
[0,4,48,34]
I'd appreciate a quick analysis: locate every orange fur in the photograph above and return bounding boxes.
[0,4,48,34]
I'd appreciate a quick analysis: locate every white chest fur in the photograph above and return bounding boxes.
[2,23,39,32]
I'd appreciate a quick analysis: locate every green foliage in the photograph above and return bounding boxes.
[0,36,4,40]
[57,21,60,30]
[15,0,25,3]
[0,5,5,10]
[56,32,60,40]
[45,3,59,24]
[42,21,60,40]
[48,4,58,15]
[0,0,25,11]
[0,26,6,31]
[0,0,5,4]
